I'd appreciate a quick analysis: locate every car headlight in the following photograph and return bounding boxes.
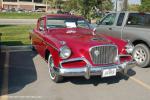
[125,42,134,54]
[60,46,71,59]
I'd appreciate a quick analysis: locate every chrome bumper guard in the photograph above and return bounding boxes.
[55,58,136,79]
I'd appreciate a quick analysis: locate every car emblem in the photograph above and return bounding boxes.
[94,50,100,56]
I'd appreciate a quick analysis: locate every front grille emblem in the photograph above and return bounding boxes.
[94,50,100,56]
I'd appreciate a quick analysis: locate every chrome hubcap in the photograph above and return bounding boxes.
[133,48,146,64]
[48,55,56,79]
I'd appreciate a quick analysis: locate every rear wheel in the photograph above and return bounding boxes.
[132,44,150,68]
[48,54,63,83]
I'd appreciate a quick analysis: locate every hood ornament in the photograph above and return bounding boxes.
[60,41,66,45]
[66,30,76,34]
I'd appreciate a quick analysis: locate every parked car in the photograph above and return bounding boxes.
[96,12,150,68]
[30,14,135,83]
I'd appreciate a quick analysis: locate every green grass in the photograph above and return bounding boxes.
[0,25,35,46]
[0,12,44,19]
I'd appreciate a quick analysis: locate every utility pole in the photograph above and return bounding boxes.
[115,0,118,11]
[123,0,128,11]
[115,0,128,11]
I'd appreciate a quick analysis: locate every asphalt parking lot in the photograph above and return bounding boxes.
[0,47,150,100]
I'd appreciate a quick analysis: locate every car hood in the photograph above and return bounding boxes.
[46,28,126,66]
[47,28,113,48]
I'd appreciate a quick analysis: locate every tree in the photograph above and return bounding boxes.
[44,0,63,9]
[63,0,113,20]
[139,0,150,12]
[128,4,140,11]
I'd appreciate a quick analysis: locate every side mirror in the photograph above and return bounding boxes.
[92,28,96,35]
[39,27,44,31]
[96,20,100,25]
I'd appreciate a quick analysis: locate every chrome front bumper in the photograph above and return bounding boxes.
[54,58,136,79]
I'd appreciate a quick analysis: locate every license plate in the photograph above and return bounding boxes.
[102,68,116,77]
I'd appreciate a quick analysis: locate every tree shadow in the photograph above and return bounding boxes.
[63,69,136,86]
[0,25,15,28]
[0,50,37,95]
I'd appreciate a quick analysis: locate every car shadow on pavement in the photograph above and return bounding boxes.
[0,25,15,28]
[64,69,136,86]
[0,51,37,95]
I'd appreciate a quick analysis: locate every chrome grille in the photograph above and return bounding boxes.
[90,45,118,64]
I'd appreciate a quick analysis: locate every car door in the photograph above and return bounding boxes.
[34,18,47,57]
[108,13,126,39]
[96,13,117,36]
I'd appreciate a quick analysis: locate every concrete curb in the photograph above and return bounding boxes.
[0,19,37,25]
[1,45,31,51]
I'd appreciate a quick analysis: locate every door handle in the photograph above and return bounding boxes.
[109,28,112,30]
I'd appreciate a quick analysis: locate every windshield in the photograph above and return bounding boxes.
[47,18,90,29]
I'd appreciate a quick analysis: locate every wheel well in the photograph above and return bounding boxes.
[132,40,149,48]
[45,49,50,61]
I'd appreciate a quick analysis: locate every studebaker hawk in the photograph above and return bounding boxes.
[30,14,135,83]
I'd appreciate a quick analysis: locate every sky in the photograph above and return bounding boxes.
[128,0,141,5]
[112,0,141,5]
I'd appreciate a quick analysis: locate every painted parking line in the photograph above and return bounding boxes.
[0,49,9,100]
[0,47,32,100]
[124,73,150,91]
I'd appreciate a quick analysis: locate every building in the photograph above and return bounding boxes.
[0,0,47,11]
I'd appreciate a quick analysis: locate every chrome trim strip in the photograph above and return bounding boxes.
[33,32,59,51]
[60,57,91,68]
[119,54,132,57]
[45,41,59,51]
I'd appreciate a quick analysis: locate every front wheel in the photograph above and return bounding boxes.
[132,44,150,68]
[48,54,63,83]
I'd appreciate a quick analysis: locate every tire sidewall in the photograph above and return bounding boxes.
[48,54,63,83]
[132,44,150,68]
[48,54,57,80]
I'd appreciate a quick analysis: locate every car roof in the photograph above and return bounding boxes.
[42,14,84,19]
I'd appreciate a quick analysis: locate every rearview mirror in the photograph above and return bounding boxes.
[96,20,100,25]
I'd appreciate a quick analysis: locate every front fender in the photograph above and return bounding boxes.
[45,43,61,68]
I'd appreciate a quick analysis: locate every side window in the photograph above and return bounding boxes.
[126,13,139,25]
[126,13,150,27]
[39,19,44,31]
[117,13,125,26]
[101,13,116,25]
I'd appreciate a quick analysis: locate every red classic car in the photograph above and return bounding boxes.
[30,14,135,83]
